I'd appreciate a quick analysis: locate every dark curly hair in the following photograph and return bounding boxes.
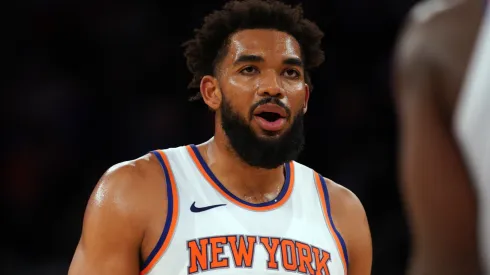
[182,0,325,101]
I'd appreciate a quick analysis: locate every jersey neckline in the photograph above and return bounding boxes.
[186,144,295,211]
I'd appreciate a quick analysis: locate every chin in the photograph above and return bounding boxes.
[253,127,287,139]
[259,131,285,139]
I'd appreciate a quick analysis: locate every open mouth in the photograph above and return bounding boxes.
[252,104,288,132]
[255,112,283,122]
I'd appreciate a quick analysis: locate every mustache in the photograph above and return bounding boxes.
[249,97,291,119]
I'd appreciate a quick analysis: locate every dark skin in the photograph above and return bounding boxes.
[68,29,371,274]
[199,29,309,199]
[394,0,484,274]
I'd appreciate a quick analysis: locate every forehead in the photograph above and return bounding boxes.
[226,29,301,60]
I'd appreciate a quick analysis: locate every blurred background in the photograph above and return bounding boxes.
[3,0,419,274]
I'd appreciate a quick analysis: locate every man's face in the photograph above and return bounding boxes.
[201,29,310,169]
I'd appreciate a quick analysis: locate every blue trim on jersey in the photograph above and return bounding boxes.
[318,175,350,267]
[140,150,175,271]
[189,144,291,207]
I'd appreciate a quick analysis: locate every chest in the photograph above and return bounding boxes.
[159,201,345,275]
[142,150,346,275]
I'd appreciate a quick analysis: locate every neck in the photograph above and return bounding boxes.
[197,134,286,203]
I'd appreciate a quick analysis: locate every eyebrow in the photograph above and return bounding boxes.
[283,57,303,68]
[233,54,303,68]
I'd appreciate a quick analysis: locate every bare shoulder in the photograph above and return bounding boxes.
[394,0,482,123]
[403,0,469,38]
[90,152,165,214]
[396,0,479,64]
[68,152,167,274]
[323,177,372,274]
[83,152,167,234]
[323,178,367,224]
[396,0,467,68]
[407,0,466,25]
[100,152,164,191]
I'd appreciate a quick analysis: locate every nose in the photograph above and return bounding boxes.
[257,70,284,98]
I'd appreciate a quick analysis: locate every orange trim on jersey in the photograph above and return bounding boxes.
[314,172,348,275]
[186,145,294,211]
[140,150,179,275]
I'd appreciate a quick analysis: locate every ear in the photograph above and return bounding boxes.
[303,84,310,114]
[200,75,221,111]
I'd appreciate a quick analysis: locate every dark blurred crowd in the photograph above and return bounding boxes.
[3,0,419,274]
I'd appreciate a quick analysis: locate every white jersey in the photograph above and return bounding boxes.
[138,145,348,275]
[454,1,490,271]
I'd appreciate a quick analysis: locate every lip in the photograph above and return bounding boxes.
[252,103,287,118]
[254,116,287,132]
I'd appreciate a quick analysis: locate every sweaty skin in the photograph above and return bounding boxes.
[68,29,372,275]
[394,0,483,274]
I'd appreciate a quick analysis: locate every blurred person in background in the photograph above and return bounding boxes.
[394,0,489,274]
[68,0,372,275]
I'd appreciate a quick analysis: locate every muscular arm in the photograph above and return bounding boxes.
[394,15,480,275]
[68,161,157,275]
[327,179,372,275]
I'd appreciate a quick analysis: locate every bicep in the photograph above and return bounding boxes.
[69,239,139,275]
[328,181,372,275]
[395,53,479,272]
[345,195,372,275]
[68,175,143,275]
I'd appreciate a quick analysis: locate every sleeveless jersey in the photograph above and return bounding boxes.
[454,1,490,271]
[138,145,348,275]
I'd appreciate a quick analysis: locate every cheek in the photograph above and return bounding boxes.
[283,80,305,92]
[227,75,258,94]
[224,75,257,102]
[220,81,254,117]
[284,82,307,106]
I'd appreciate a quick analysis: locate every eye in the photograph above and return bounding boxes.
[283,68,301,79]
[239,66,259,75]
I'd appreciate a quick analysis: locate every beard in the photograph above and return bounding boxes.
[220,94,305,169]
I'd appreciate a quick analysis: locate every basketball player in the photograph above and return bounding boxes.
[394,0,489,274]
[68,0,372,274]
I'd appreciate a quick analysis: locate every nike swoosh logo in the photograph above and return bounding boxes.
[190,202,226,213]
